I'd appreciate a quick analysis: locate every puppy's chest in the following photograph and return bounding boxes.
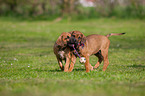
[58,51,65,59]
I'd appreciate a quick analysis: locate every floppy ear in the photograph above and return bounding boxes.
[69,31,74,35]
[56,35,64,47]
[81,34,86,44]
[81,37,86,44]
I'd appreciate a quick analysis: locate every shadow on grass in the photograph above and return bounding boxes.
[32,68,62,72]
[33,68,86,72]
[47,68,86,72]
[73,68,86,71]
[127,64,145,68]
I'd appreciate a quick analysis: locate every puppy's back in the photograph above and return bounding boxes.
[86,34,110,50]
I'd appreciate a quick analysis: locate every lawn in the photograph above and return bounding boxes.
[0,18,145,96]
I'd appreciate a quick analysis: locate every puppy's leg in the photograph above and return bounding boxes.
[64,51,71,72]
[68,54,76,72]
[101,49,109,71]
[94,50,103,69]
[57,57,64,71]
[64,57,70,72]
[89,63,94,71]
[84,55,93,72]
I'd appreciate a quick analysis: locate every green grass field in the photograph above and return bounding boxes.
[0,18,145,96]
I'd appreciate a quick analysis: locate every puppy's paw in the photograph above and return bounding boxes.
[64,69,68,72]
[90,65,94,71]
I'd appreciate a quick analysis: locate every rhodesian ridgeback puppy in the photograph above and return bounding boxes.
[70,31,125,72]
[53,32,76,72]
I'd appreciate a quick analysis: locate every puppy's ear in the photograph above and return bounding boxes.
[81,37,86,44]
[81,34,86,44]
[56,35,64,47]
[69,31,74,35]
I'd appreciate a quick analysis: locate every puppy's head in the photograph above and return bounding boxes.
[56,32,71,47]
[69,31,86,44]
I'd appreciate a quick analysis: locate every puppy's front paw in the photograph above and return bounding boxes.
[90,65,94,71]
[64,69,68,72]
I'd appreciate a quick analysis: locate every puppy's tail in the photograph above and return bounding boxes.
[106,33,125,38]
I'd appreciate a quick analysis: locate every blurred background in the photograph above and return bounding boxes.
[0,1,145,96]
[0,0,145,20]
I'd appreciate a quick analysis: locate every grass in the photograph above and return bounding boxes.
[0,18,145,96]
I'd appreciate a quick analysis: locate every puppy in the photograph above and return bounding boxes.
[53,32,76,72]
[70,31,125,72]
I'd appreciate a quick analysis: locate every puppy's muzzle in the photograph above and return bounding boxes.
[67,37,78,48]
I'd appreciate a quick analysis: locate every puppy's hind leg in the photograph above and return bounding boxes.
[101,49,109,71]
[94,50,103,69]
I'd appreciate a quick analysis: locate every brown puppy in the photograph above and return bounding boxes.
[71,31,125,72]
[53,32,76,72]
